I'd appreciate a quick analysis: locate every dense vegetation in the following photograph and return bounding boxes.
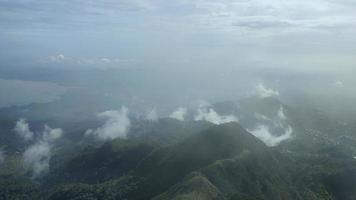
[1,97,356,200]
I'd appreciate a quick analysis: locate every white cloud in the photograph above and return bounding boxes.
[23,141,51,177]
[249,104,292,146]
[49,54,65,63]
[197,100,211,108]
[146,108,159,122]
[42,54,136,68]
[85,58,136,67]
[335,80,344,87]
[186,0,356,31]
[81,0,154,12]
[86,106,131,140]
[255,83,279,98]
[5,0,355,32]
[232,18,294,29]
[254,113,271,121]
[42,125,63,142]
[248,125,293,147]
[169,107,187,121]
[20,124,63,177]
[194,107,238,125]
[14,118,34,141]
[277,106,287,120]
[100,58,111,63]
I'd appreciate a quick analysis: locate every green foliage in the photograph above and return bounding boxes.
[49,139,158,184]
[2,110,356,200]
[0,177,43,200]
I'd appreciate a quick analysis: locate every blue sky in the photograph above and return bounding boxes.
[0,0,355,71]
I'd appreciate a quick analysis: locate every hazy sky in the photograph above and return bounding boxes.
[0,0,355,72]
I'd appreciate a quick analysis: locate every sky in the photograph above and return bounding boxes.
[0,0,356,115]
[0,0,355,72]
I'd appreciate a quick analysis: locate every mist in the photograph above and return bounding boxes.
[248,125,293,147]
[0,1,356,199]
[194,107,238,125]
[85,107,131,141]
[169,107,187,121]
[146,108,159,122]
[15,119,64,177]
[14,119,34,141]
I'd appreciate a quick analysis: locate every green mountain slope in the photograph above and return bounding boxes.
[125,123,268,200]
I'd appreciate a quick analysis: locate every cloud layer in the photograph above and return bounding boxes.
[1,0,355,72]
[1,0,355,31]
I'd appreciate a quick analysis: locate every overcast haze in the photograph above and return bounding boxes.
[0,0,355,71]
[0,0,355,120]
[2,2,356,198]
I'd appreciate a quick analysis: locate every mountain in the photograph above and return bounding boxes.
[47,120,356,200]
[2,97,356,199]
[127,122,267,200]
[128,118,213,145]
[48,139,159,184]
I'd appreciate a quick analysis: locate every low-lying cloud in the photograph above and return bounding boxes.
[42,125,63,142]
[146,108,158,122]
[23,141,51,177]
[277,106,287,120]
[40,54,136,69]
[14,118,34,141]
[169,107,187,121]
[249,105,293,146]
[255,83,279,98]
[335,80,344,87]
[20,123,63,177]
[85,106,131,141]
[248,125,293,147]
[194,107,238,125]
[49,54,65,63]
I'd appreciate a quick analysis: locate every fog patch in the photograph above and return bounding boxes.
[195,107,238,125]
[20,124,63,177]
[255,83,279,98]
[85,106,130,141]
[49,54,65,63]
[23,141,51,177]
[42,125,63,142]
[254,113,271,121]
[249,106,293,146]
[169,107,187,121]
[146,108,158,122]
[0,79,67,108]
[335,80,344,87]
[248,125,293,147]
[14,118,34,141]
[196,100,211,108]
